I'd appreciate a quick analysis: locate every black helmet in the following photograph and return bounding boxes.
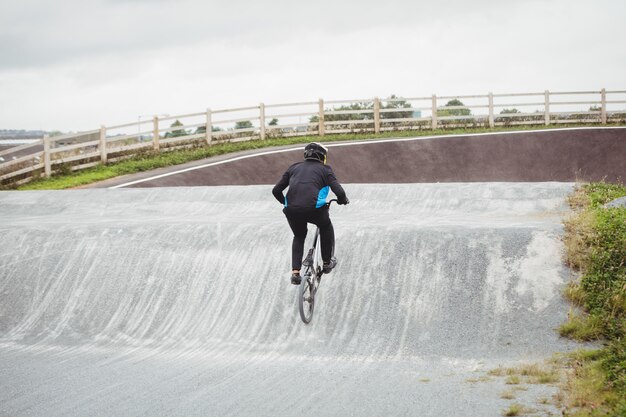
[304,142,328,163]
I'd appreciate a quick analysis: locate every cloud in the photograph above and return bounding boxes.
[0,0,624,130]
[0,0,514,70]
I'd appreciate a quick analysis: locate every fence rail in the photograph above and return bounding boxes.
[1,88,625,186]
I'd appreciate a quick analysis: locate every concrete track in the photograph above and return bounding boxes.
[0,183,582,416]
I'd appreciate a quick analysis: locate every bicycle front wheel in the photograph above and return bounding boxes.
[298,272,315,324]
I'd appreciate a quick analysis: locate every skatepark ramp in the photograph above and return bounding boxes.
[0,183,581,416]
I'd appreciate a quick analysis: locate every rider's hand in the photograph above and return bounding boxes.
[338,197,349,205]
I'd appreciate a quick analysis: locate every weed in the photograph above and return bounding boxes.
[536,372,559,384]
[505,375,521,385]
[466,375,491,383]
[567,185,591,210]
[558,311,604,341]
[500,390,516,400]
[562,281,586,307]
[502,403,521,416]
[563,209,597,271]
[489,367,517,377]
[502,403,524,416]
[567,349,604,362]
[564,357,615,412]
[490,363,560,385]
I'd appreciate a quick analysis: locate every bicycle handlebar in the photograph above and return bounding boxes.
[325,198,349,207]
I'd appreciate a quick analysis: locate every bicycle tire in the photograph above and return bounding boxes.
[297,222,325,324]
[298,269,315,324]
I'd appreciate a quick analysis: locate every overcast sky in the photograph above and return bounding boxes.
[0,0,624,131]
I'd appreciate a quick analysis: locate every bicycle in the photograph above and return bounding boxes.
[298,199,337,324]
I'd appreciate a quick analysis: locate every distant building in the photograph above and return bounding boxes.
[56,131,99,147]
[0,139,40,145]
[0,129,45,140]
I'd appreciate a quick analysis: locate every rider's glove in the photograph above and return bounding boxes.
[338,197,350,205]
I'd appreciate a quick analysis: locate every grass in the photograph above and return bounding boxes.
[466,375,492,383]
[558,310,604,341]
[501,403,535,416]
[506,375,521,385]
[559,182,626,416]
[489,363,560,385]
[563,210,598,271]
[3,123,620,191]
[563,281,587,307]
[502,403,522,416]
[488,367,514,377]
[482,362,564,414]
[500,390,516,400]
[563,183,626,337]
[550,350,623,416]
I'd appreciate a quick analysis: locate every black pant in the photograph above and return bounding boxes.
[283,206,335,270]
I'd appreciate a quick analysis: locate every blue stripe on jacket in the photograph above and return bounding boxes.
[316,186,330,208]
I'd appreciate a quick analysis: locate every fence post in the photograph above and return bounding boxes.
[206,109,213,145]
[259,103,266,140]
[151,117,161,151]
[431,94,438,130]
[43,134,51,177]
[153,117,160,151]
[488,92,495,128]
[544,90,550,125]
[600,88,607,124]
[374,97,381,134]
[318,98,325,137]
[99,125,107,164]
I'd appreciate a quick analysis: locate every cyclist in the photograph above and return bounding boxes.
[272,142,349,285]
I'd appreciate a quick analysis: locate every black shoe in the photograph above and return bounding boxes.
[291,272,301,285]
[322,257,337,274]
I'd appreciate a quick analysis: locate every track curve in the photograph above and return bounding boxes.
[93,127,626,189]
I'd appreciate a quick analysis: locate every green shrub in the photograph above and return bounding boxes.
[561,182,626,415]
[559,312,604,341]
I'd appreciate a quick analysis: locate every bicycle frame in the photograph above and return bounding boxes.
[298,199,337,324]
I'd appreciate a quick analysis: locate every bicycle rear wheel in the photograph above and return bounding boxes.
[298,269,315,324]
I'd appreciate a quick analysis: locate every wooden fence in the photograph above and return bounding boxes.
[1,88,625,186]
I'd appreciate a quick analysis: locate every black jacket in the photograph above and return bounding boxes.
[272,160,347,209]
